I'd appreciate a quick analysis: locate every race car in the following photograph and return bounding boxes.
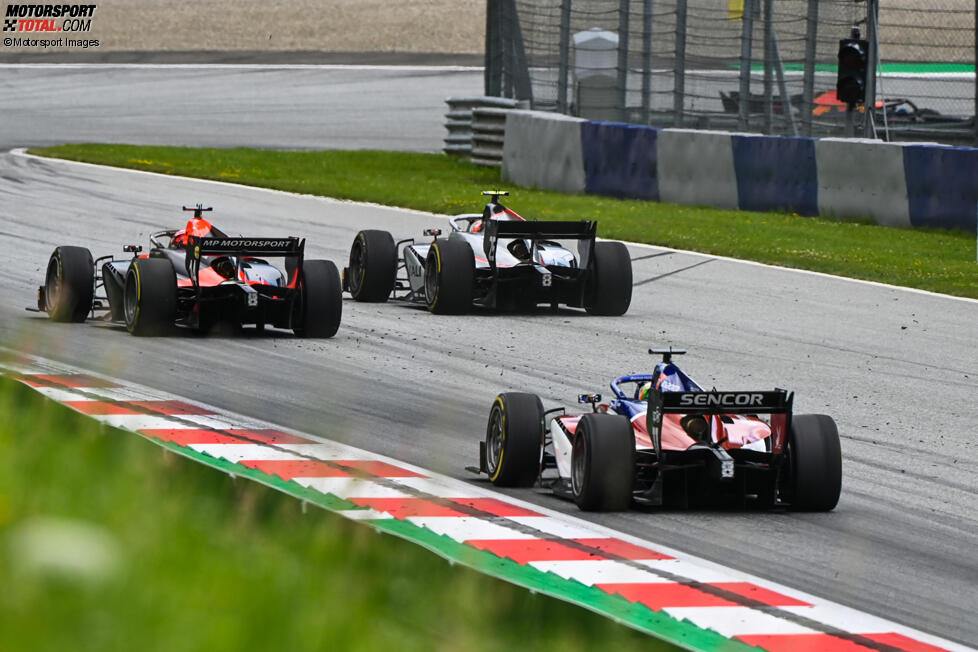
[470,348,842,512]
[33,205,342,337]
[342,191,632,315]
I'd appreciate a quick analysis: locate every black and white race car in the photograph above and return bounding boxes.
[342,191,632,315]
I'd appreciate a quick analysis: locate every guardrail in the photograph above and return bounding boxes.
[501,110,978,233]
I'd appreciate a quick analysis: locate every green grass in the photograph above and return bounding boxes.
[30,144,978,299]
[0,376,673,652]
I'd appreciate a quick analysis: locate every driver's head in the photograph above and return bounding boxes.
[186,217,214,238]
[638,382,652,402]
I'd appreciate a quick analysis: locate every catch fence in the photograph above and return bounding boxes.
[485,0,976,144]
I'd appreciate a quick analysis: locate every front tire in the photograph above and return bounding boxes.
[348,230,397,302]
[781,414,842,511]
[44,246,94,322]
[293,259,342,338]
[124,258,176,336]
[485,393,544,487]
[571,413,635,511]
[425,238,474,314]
[584,241,632,316]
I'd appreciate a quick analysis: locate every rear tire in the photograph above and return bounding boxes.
[572,413,635,511]
[485,393,544,487]
[293,259,342,338]
[425,238,474,314]
[781,414,842,511]
[44,246,94,322]
[348,230,397,302]
[124,258,176,336]
[584,241,632,316]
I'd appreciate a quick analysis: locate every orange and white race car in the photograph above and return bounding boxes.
[34,204,341,337]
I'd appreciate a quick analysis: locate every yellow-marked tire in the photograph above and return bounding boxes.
[348,229,396,302]
[424,238,474,314]
[485,392,544,487]
[44,246,94,322]
[124,258,176,336]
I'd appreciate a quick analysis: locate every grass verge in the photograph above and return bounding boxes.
[0,376,674,652]
[29,144,978,300]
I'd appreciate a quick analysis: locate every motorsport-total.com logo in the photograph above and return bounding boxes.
[3,4,98,48]
[4,3,95,32]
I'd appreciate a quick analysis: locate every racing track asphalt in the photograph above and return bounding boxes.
[1,65,976,648]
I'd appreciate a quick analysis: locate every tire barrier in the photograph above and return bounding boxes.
[443,96,518,157]
[470,107,509,167]
[499,110,978,233]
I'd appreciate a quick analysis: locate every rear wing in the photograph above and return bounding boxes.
[647,389,793,456]
[186,236,305,287]
[189,236,303,257]
[482,219,596,267]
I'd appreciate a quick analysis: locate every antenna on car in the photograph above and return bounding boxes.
[481,190,509,205]
[648,347,687,364]
[182,204,213,219]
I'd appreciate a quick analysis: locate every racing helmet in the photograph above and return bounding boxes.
[172,218,215,247]
[638,382,653,402]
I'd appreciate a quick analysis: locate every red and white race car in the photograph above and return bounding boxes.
[471,348,842,512]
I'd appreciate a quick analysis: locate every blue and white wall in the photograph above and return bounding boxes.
[501,110,978,233]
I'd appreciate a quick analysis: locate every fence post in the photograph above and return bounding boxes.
[801,0,818,137]
[738,0,754,131]
[763,0,774,134]
[673,0,687,127]
[617,0,630,121]
[505,0,533,104]
[863,0,879,138]
[485,0,501,96]
[557,0,572,114]
[641,0,654,124]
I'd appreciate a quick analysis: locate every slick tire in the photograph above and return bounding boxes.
[294,259,342,338]
[44,246,94,323]
[584,241,632,316]
[348,230,397,302]
[425,238,474,315]
[782,414,842,511]
[124,258,176,336]
[572,413,635,511]
[485,392,545,488]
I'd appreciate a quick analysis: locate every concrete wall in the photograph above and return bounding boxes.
[501,110,978,233]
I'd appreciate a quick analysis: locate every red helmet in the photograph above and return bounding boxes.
[172,218,214,247]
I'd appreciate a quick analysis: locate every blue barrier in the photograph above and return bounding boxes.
[581,121,659,200]
[732,135,819,216]
[501,110,978,233]
[903,145,978,232]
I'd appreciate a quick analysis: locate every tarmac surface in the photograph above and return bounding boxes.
[0,144,976,646]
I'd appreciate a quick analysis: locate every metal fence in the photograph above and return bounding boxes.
[485,0,977,144]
